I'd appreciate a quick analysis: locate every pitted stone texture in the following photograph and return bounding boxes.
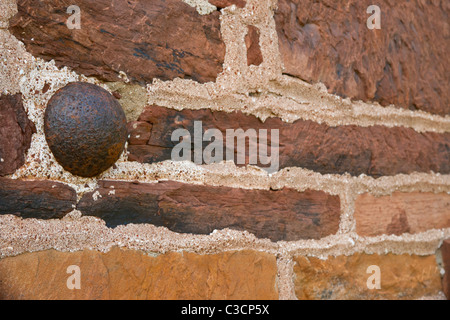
[0,29,33,95]
[10,0,225,84]
[0,178,76,219]
[104,82,147,122]
[293,253,443,300]
[0,0,17,27]
[77,180,341,242]
[44,82,127,178]
[0,248,278,300]
[354,192,450,237]
[275,0,450,116]
[0,94,35,176]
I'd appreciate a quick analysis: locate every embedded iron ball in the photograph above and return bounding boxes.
[44,82,128,177]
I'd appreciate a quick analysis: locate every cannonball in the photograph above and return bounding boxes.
[44,82,128,177]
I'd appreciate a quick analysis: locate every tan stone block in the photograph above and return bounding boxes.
[293,253,442,300]
[0,248,278,300]
[355,192,450,237]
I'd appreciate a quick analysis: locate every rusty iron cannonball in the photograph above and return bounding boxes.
[44,82,128,177]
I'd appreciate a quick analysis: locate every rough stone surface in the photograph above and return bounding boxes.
[0,248,278,300]
[10,0,225,84]
[0,178,76,219]
[127,121,153,146]
[245,26,263,66]
[77,180,341,242]
[0,29,34,95]
[0,0,17,27]
[44,82,128,178]
[275,0,450,116]
[354,192,450,237]
[0,94,35,176]
[104,82,147,122]
[442,239,450,300]
[127,105,450,177]
[293,253,443,300]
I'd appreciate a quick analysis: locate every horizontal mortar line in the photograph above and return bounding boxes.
[0,217,279,258]
[149,94,450,134]
[101,161,450,196]
[0,215,448,259]
[146,77,450,133]
[269,92,450,133]
[272,169,450,195]
[9,158,450,200]
[278,228,450,258]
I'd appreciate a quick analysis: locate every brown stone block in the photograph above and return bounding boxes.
[355,192,450,237]
[126,121,152,145]
[0,248,278,300]
[293,253,442,300]
[77,180,341,242]
[245,26,263,66]
[0,178,77,219]
[275,0,450,116]
[128,105,450,177]
[0,94,35,176]
[10,0,225,84]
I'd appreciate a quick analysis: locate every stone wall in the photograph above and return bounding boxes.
[0,0,449,300]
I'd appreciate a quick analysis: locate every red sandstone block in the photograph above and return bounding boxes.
[10,0,225,84]
[77,180,341,242]
[128,105,450,177]
[275,0,449,116]
[0,94,35,176]
[354,192,450,237]
[0,178,77,219]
